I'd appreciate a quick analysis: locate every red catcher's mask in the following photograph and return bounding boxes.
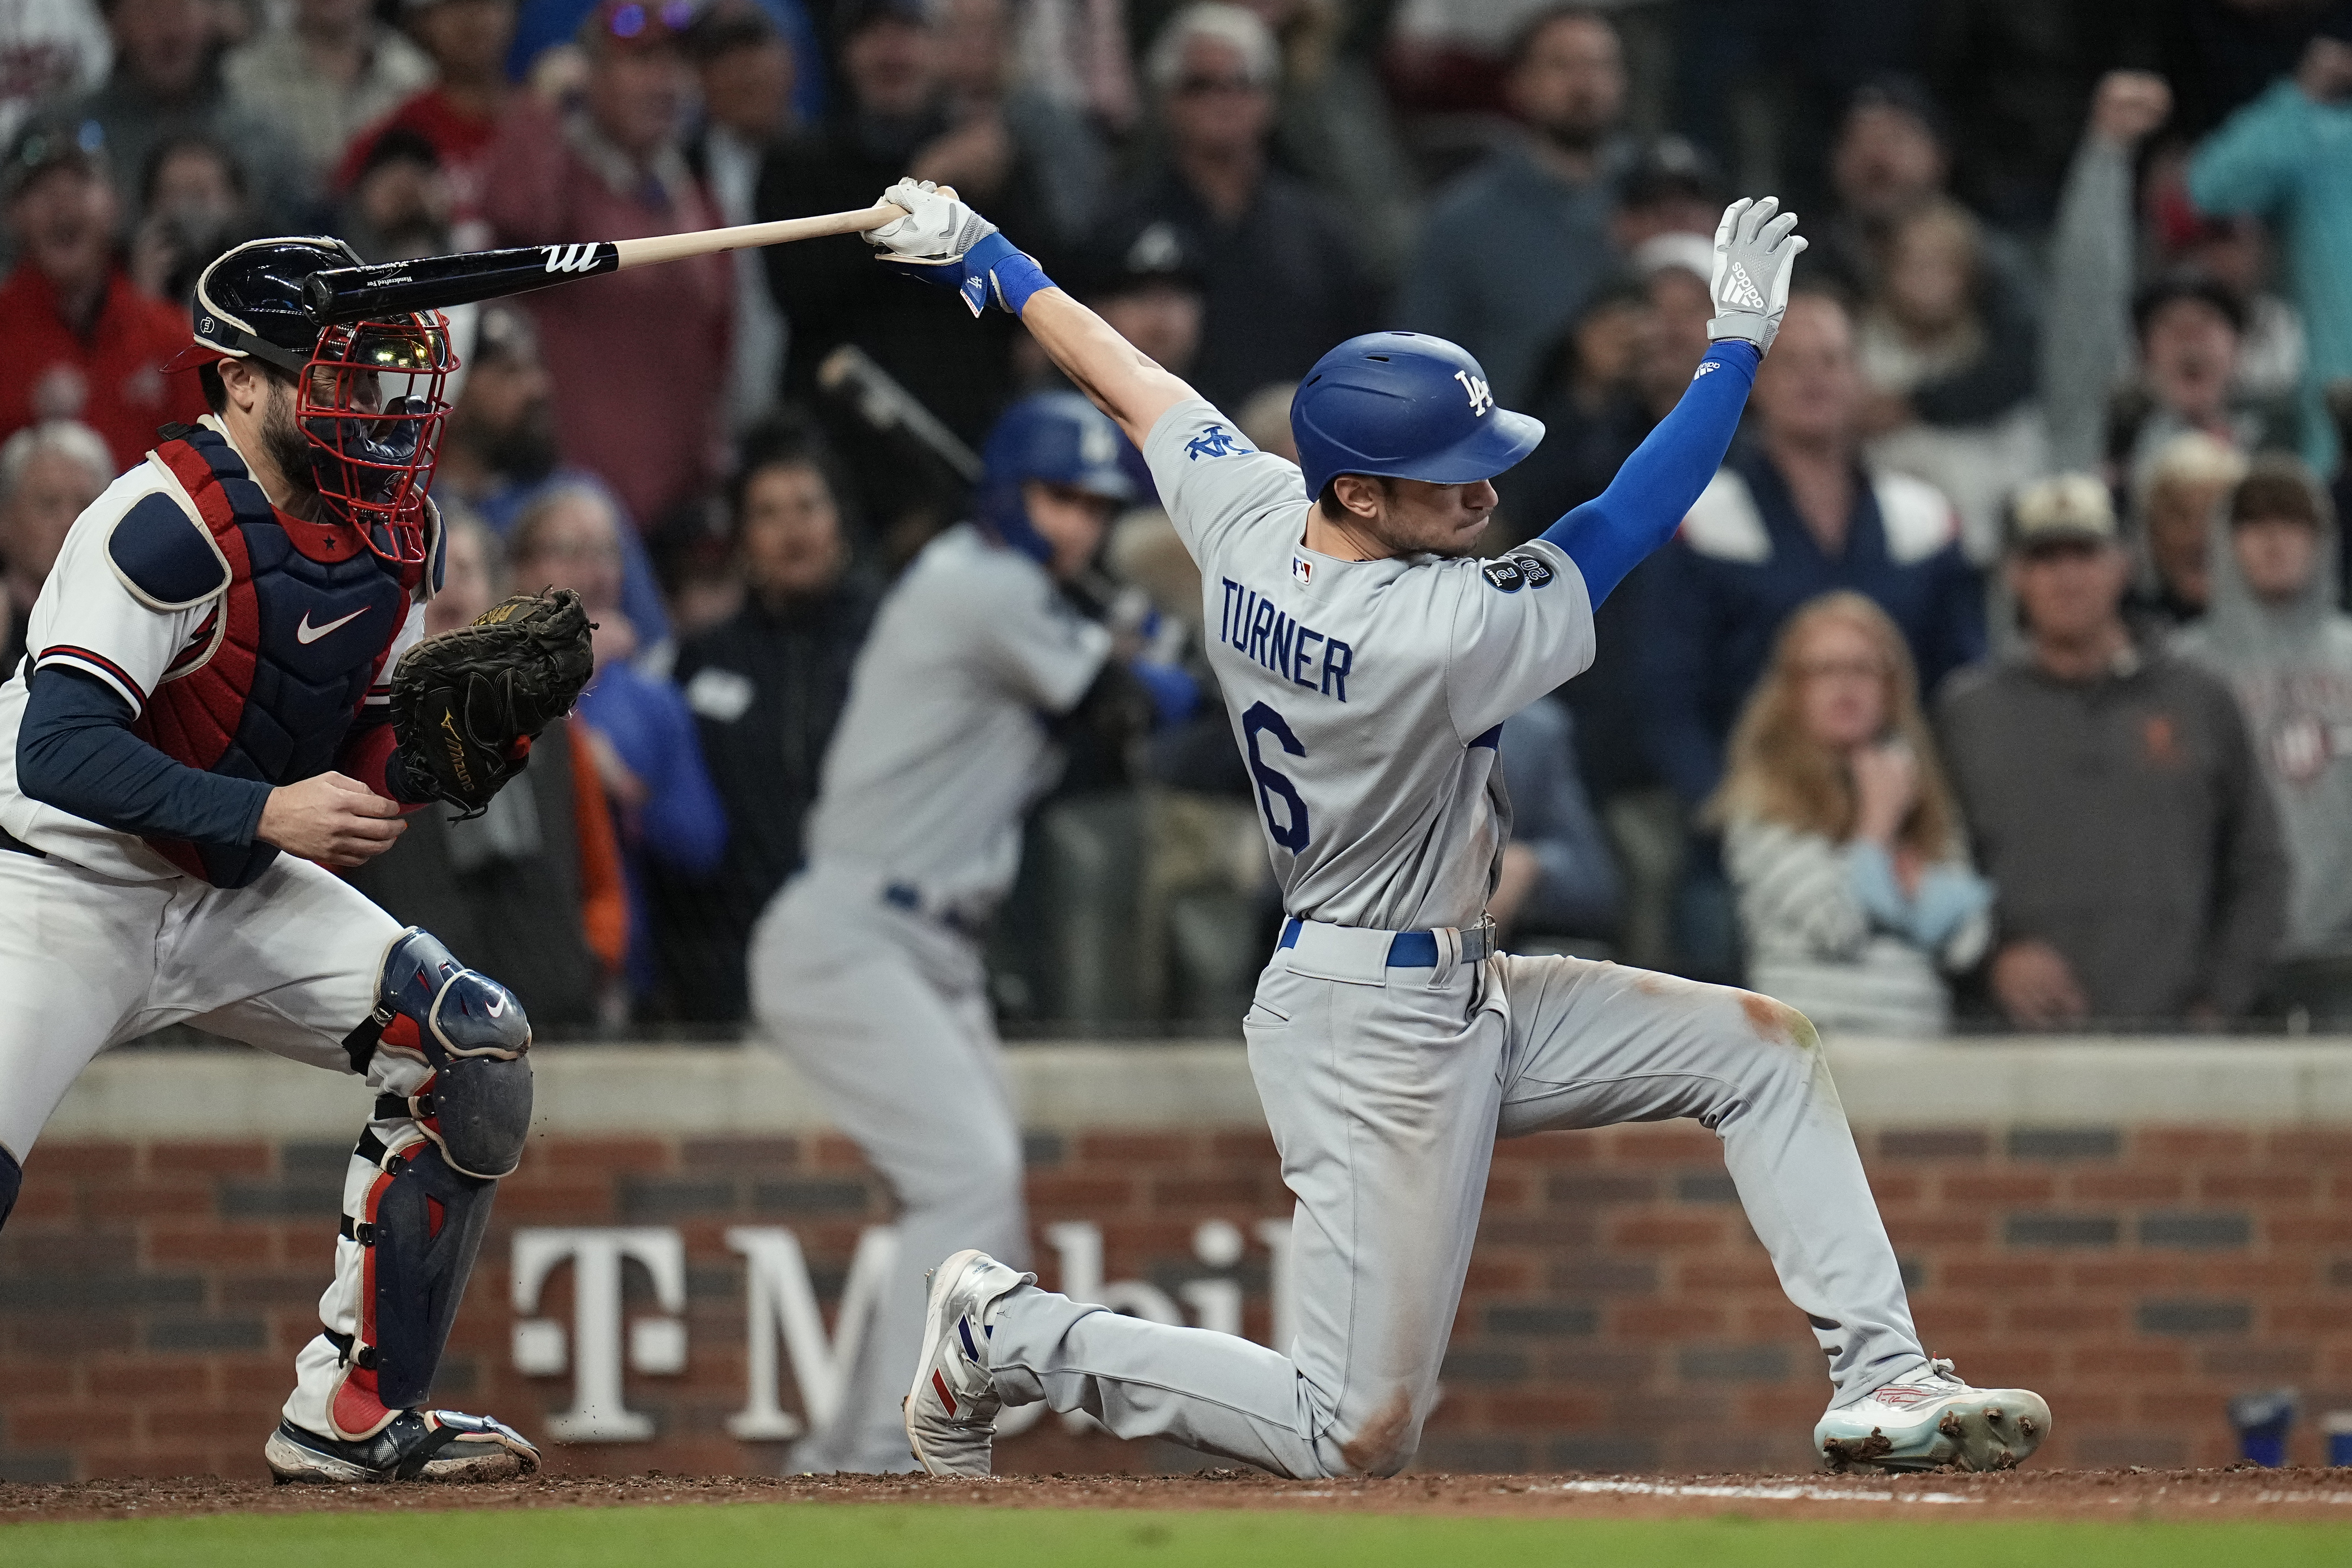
[297,313,458,566]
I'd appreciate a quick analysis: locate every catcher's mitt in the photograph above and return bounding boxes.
[391,587,595,817]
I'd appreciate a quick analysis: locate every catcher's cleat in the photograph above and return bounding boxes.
[1816,1358,2050,1473]
[903,1248,1028,1477]
[265,1409,540,1484]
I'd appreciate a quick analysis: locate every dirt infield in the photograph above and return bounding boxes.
[7,1466,2352,1526]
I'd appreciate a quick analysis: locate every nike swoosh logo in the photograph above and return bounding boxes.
[485,994,506,1017]
[295,607,368,644]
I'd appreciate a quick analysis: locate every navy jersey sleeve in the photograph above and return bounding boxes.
[16,666,271,846]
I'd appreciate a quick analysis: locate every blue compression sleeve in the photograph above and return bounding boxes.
[1542,340,1760,607]
[16,666,271,846]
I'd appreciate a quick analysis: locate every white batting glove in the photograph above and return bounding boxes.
[1705,196,1806,353]
[862,178,997,262]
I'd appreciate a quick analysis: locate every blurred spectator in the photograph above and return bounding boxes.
[1491,692,1621,945]
[70,0,310,235]
[127,133,252,306]
[0,0,110,154]
[507,0,825,128]
[669,432,880,1020]
[1508,233,1713,807]
[1816,77,2041,449]
[338,0,518,251]
[1939,473,2286,1028]
[1641,292,1983,815]
[0,114,206,471]
[339,126,455,261]
[1064,218,1208,502]
[1398,5,1630,408]
[2110,274,2296,485]
[2189,27,2352,474]
[1855,197,2046,564]
[1243,0,1417,281]
[222,0,434,187]
[0,419,112,675]
[432,305,672,652]
[1085,4,1378,411]
[482,0,731,531]
[345,512,628,1029]
[762,1,1004,456]
[2043,70,2176,476]
[929,0,1108,252]
[509,482,727,1004]
[1713,592,1990,1037]
[1001,0,1136,132]
[2131,431,2247,631]
[2176,457,2352,1023]
[1609,134,1722,252]
[685,3,792,431]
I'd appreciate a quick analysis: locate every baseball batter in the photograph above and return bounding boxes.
[0,238,580,1483]
[751,391,1181,1473]
[865,182,2051,1476]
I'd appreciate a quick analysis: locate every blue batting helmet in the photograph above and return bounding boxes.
[978,391,1136,565]
[1290,331,1545,500]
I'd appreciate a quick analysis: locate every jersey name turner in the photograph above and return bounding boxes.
[1215,576,1353,701]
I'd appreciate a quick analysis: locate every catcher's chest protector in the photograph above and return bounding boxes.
[135,430,421,886]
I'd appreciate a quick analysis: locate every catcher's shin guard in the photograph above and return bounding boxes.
[344,928,533,1179]
[316,1128,497,1437]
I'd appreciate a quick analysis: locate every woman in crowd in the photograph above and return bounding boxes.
[1711,591,1992,1036]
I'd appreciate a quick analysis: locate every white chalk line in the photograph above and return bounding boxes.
[1540,1479,1974,1506]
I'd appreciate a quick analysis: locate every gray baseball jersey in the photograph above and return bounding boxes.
[1142,400,1596,932]
[801,523,1112,917]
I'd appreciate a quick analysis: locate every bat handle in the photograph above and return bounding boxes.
[610,202,911,271]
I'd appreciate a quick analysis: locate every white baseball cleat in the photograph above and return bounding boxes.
[1815,1358,2050,1472]
[903,1248,1028,1477]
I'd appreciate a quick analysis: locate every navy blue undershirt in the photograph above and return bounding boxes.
[1542,339,1759,605]
[16,667,275,846]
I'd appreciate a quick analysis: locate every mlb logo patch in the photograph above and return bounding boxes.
[1291,556,1313,586]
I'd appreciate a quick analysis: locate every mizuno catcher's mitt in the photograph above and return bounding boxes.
[390,587,595,817]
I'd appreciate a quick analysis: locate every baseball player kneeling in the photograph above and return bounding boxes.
[865,182,2050,1477]
[0,239,591,1483]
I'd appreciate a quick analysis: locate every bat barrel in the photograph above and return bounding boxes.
[303,243,621,324]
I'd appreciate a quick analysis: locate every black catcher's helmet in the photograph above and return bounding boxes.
[171,236,458,566]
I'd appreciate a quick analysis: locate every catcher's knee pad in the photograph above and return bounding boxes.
[0,1144,19,1233]
[344,927,533,1179]
[333,1134,497,1423]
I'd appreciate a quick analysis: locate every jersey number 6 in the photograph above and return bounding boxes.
[1242,701,1310,854]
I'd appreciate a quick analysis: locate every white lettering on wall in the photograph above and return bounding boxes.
[725,1224,899,1441]
[509,1228,688,1442]
[511,1216,1295,1445]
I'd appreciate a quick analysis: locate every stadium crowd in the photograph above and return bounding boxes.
[6,0,2352,1036]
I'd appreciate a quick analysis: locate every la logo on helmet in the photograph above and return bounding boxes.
[1453,369,1493,417]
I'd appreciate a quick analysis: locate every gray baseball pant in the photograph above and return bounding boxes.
[982,945,1930,1478]
[749,865,1029,1474]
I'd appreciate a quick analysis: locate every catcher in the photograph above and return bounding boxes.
[0,237,590,1482]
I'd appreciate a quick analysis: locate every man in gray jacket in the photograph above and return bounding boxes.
[2176,456,2352,1021]
[1937,475,2287,1027]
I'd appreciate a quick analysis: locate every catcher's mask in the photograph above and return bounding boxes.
[171,236,458,566]
[296,317,457,566]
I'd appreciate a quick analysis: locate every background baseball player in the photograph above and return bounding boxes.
[750,389,1187,1474]
[866,181,2052,1478]
[0,237,586,1483]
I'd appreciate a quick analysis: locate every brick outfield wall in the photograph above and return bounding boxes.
[4,1121,2351,1482]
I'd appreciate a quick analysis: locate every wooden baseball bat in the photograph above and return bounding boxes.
[301,201,911,325]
